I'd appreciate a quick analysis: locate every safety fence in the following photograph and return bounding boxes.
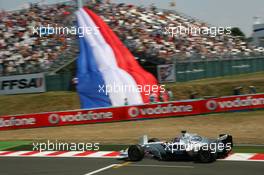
[0,93,263,131]
[1,57,264,94]
[174,57,264,82]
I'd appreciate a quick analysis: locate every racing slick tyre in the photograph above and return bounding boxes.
[196,149,217,163]
[218,134,233,158]
[128,145,145,161]
[148,138,160,143]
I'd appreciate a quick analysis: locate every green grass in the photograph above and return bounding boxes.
[233,146,264,153]
[0,91,80,116]
[175,71,264,84]
[0,141,32,151]
[0,72,263,116]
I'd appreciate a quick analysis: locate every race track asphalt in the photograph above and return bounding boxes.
[0,157,263,175]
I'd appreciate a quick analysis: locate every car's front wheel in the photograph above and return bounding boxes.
[128,145,145,161]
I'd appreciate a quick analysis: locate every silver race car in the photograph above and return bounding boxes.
[121,131,233,163]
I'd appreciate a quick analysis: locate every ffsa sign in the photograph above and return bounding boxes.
[0,73,46,95]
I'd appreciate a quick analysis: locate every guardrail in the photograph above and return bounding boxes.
[0,93,263,131]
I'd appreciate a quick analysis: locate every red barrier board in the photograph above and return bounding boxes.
[125,100,200,119]
[0,94,263,131]
[0,107,126,130]
[201,94,264,113]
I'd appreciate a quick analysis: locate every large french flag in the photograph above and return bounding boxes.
[76,7,158,109]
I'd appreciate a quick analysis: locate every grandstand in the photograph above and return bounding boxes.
[0,0,264,77]
[252,17,264,47]
[0,2,78,76]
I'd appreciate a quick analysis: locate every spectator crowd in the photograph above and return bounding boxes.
[0,3,76,76]
[89,1,264,62]
[0,0,263,76]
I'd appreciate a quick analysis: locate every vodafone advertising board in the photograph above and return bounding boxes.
[0,107,124,130]
[202,94,264,113]
[127,101,198,119]
[0,94,263,131]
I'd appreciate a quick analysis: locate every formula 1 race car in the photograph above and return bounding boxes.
[121,131,233,163]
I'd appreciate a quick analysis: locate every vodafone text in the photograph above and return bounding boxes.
[48,111,113,124]
[0,117,36,128]
[128,104,193,117]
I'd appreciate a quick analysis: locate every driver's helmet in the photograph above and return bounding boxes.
[173,137,180,142]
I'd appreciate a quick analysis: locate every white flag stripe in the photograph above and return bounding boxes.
[76,10,143,106]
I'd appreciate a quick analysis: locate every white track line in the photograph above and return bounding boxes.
[84,164,117,175]
[1,151,25,157]
[51,151,80,157]
[0,151,263,162]
[127,164,194,168]
[86,151,113,157]
[219,159,264,162]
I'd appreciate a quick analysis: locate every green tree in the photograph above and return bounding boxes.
[231,27,246,40]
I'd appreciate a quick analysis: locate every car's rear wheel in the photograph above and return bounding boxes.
[218,134,233,158]
[128,145,145,161]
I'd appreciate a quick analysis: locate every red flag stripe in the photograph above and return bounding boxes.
[84,8,158,103]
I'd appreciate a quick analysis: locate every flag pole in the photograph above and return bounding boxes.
[77,0,83,9]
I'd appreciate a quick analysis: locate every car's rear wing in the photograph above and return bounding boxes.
[217,134,228,141]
